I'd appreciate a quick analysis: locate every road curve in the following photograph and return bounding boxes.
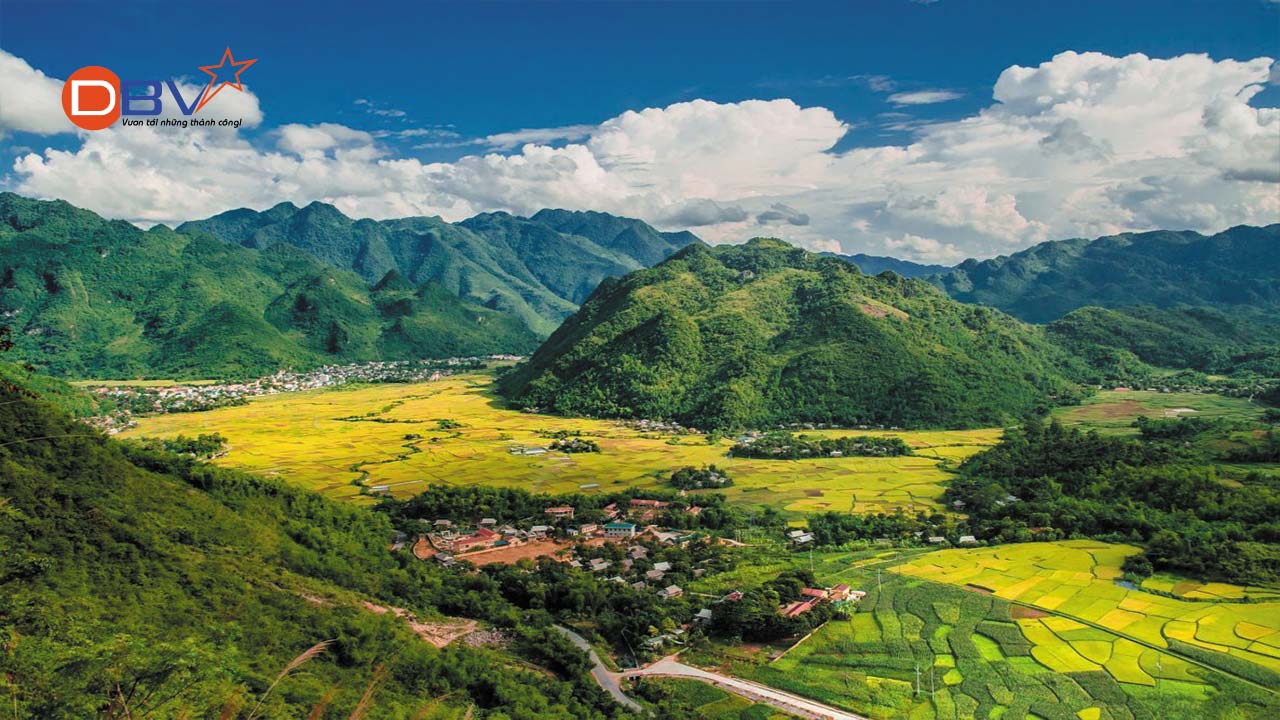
[624,657,869,720]
[552,625,644,713]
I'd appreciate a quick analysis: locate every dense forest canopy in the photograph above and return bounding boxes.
[944,417,1280,585]
[501,238,1086,430]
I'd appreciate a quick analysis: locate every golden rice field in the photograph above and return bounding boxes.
[121,373,1000,514]
[1052,390,1264,434]
[894,540,1280,684]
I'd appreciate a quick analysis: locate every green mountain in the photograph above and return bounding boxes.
[826,252,950,278]
[527,208,701,267]
[179,204,699,335]
[0,193,538,379]
[1046,305,1280,380]
[0,372,623,718]
[500,238,1084,430]
[930,225,1280,323]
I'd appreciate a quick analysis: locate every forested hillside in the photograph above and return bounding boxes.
[1047,305,1280,381]
[0,368,629,718]
[827,252,950,278]
[0,194,538,378]
[501,238,1085,429]
[179,203,698,335]
[930,225,1280,322]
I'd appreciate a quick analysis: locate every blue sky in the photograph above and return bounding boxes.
[5,0,1277,157]
[1,0,1277,261]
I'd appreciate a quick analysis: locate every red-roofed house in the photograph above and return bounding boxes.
[454,527,500,551]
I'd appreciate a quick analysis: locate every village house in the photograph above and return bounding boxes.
[958,535,979,545]
[927,536,947,545]
[602,503,620,519]
[544,506,575,520]
[479,518,497,527]
[829,584,852,601]
[781,600,816,618]
[800,587,829,600]
[789,531,814,545]
[453,527,500,552]
[529,525,552,537]
[722,590,744,602]
[645,569,665,581]
[658,585,684,600]
[653,561,672,572]
[604,521,638,538]
[694,608,713,623]
[577,523,599,535]
[628,545,648,560]
[589,558,611,572]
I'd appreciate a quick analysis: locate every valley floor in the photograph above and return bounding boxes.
[121,372,999,515]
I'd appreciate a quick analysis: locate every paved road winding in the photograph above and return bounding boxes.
[624,657,869,720]
[555,625,868,719]
[552,626,644,712]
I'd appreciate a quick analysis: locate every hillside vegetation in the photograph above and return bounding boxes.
[0,372,639,718]
[179,202,698,335]
[1047,305,1280,381]
[0,194,538,378]
[930,224,1280,322]
[501,238,1084,430]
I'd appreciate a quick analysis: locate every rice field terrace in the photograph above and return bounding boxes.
[121,373,1000,515]
[1052,390,1264,434]
[684,543,1280,720]
[893,541,1280,692]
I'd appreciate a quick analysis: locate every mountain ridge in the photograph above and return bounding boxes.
[179,202,700,335]
[0,193,538,378]
[928,224,1280,322]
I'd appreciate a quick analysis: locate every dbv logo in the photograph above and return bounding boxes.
[62,48,257,131]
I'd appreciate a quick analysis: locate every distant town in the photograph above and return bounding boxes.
[82,356,521,432]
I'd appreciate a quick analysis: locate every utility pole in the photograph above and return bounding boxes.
[930,666,935,700]
[914,662,920,696]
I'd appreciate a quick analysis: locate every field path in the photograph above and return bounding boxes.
[623,657,869,720]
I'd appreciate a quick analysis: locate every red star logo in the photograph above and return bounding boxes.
[194,47,257,113]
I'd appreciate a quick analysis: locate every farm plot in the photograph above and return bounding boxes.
[894,541,1280,688]
[732,576,1175,720]
[123,374,999,515]
[1052,391,1263,434]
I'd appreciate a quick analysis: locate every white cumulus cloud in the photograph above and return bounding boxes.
[6,49,1278,263]
[887,89,964,106]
